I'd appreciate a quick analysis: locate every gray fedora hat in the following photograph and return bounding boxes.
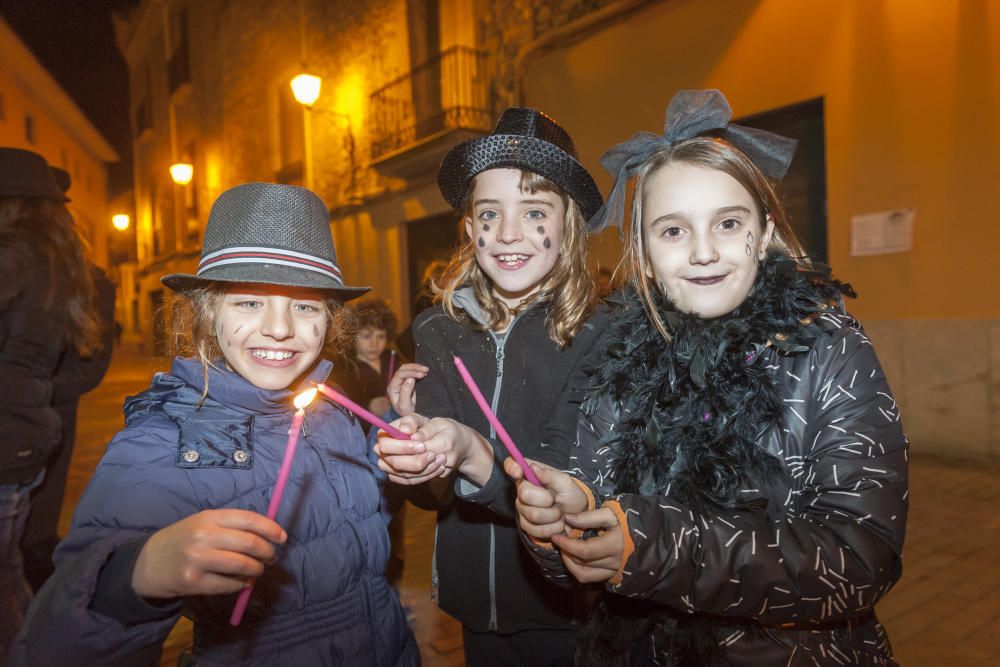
[0,147,69,202]
[437,107,604,228]
[162,182,370,301]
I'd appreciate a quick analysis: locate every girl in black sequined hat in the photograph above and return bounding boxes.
[510,90,908,666]
[376,108,613,665]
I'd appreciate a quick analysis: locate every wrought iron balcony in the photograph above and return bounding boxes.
[369,46,493,173]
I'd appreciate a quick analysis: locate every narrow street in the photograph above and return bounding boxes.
[60,346,998,665]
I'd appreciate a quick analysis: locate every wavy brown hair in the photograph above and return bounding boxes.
[620,137,810,341]
[0,198,102,356]
[436,171,596,347]
[167,285,354,399]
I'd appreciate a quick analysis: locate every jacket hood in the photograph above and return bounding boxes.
[125,357,333,422]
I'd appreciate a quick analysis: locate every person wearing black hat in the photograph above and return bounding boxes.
[14,183,419,666]
[375,108,614,665]
[18,162,117,597]
[509,90,907,665]
[0,147,107,661]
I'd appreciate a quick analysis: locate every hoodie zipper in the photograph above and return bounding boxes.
[484,313,521,632]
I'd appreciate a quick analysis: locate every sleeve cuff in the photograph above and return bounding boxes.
[602,499,635,586]
[90,536,183,625]
[565,478,598,539]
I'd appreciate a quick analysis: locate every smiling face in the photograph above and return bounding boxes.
[464,168,566,309]
[214,284,328,390]
[642,163,774,319]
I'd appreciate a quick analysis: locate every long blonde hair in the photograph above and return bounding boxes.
[436,170,596,346]
[621,137,810,341]
[167,285,354,398]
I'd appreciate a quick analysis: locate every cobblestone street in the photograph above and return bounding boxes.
[57,346,997,665]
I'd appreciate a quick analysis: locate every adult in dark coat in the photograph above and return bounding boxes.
[0,148,105,662]
[20,166,116,593]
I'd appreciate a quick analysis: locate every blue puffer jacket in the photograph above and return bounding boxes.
[13,358,419,666]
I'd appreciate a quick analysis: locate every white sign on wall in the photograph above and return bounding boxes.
[850,209,914,256]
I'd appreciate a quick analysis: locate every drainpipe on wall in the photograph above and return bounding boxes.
[514,0,660,105]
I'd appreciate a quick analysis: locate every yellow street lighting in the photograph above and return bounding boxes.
[112,214,130,231]
[291,73,322,107]
[170,162,194,185]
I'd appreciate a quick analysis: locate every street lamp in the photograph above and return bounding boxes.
[112,214,130,231]
[170,162,194,185]
[290,72,357,199]
[290,73,322,107]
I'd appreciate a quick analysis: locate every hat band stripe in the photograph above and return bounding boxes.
[200,245,337,270]
[199,253,343,281]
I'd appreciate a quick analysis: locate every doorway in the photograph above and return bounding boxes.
[738,97,827,263]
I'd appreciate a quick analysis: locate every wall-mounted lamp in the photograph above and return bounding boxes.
[291,73,322,107]
[170,162,194,185]
[112,214,130,231]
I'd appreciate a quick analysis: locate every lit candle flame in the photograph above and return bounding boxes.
[294,388,318,410]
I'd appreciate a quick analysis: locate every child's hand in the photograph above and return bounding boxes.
[367,396,391,416]
[504,458,588,540]
[387,363,429,417]
[131,509,287,599]
[552,508,624,583]
[375,414,443,484]
[414,418,494,485]
[375,416,493,486]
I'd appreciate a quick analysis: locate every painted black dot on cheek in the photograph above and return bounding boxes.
[478,237,486,248]
[543,237,552,249]
[482,224,490,232]
[536,226,545,235]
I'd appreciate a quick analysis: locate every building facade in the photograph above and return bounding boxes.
[115,0,616,354]
[0,16,119,268]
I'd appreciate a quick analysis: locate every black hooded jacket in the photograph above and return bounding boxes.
[410,288,612,634]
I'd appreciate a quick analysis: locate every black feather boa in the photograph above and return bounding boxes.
[575,253,854,666]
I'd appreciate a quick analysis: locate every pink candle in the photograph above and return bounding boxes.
[230,388,316,626]
[315,383,411,440]
[452,356,542,486]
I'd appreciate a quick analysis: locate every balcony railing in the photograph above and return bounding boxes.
[369,46,492,160]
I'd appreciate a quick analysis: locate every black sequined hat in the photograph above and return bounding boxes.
[162,182,370,301]
[437,107,604,227]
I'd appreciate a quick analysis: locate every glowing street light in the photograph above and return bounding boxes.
[112,214,130,231]
[170,162,194,185]
[291,73,322,107]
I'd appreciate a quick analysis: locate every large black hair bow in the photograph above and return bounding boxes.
[590,89,798,232]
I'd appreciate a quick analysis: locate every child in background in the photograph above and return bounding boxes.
[332,298,402,430]
[376,108,613,665]
[509,90,908,665]
[13,183,418,666]
[331,298,410,587]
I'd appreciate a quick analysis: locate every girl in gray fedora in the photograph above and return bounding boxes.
[376,108,614,665]
[510,90,908,665]
[14,183,419,666]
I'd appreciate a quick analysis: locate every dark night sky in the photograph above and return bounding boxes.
[1,0,133,196]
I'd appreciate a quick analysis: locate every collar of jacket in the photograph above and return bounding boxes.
[452,285,545,329]
[149,356,333,416]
